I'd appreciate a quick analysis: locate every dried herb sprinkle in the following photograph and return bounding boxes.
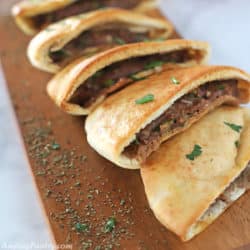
[104,217,116,233]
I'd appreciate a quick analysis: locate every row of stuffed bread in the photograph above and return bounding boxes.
[12,0,250,242]
[45,40,250,241]
[82,64,250,241]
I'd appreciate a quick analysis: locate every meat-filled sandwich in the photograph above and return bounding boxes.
[28,8,173,73]
[12,0,156,35]
[141,106,250,241]
[85,65,250,169]
[47,39,210,114]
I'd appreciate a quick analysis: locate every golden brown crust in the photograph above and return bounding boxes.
[140,106,250,241]
[85,65,250,169]
[12,0,73,35]
[47,39,210,114]
[27,8,174,73]
[12,0,157,35]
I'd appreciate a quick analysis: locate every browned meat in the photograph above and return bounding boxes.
[198,162,250,222]
[33,0,143,28]
[219,162,250,203]
[49,28,150,65]
[70,50,192,107]
[124,133,161,164]
[70,29,150,48]
[211,162,250,209]
[102,0,143,9]
[235,163,250,190]
[123,80,239,162]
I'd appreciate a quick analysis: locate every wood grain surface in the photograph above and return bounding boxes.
[1,2,250,250]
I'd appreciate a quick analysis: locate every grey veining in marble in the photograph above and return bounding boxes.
[1,0,250,249]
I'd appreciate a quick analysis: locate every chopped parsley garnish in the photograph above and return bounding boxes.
[143,37,166,42]
[92,70,103,78]
[135,94,154,104]
[171,76,180,85]
[104,79,115,87]
[144,61,164,70]
[224,122,243,133]
[135,137,140,145]
[217,84,225,90]
[152,37,166,42]
[130,74,146,81]
[114,37,125,45]
[104,217,116,233]
[186,92,198,101]
[235,140,239,148]
[75,222,89,233]
[186,144,202,161]
[51,142,60,150]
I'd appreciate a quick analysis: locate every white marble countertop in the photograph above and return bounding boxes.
[0,0,250,249]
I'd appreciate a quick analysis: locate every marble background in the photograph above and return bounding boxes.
[0,0,250,249]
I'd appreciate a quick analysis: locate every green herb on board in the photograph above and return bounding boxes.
[51,142,60,150]
[75,222,89,233]
[104,217,116,233]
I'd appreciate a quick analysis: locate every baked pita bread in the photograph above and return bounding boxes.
[27,8,173,73]
[47,39,210,114]
[85,65,250,169]
[12,0,157,35]
[141,106,250,241]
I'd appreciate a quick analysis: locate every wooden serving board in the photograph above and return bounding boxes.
[1,2,250,250]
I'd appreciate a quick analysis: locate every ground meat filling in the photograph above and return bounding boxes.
[69,50,194,107]
[49,27,151,66]
[33,0,143,29]
[219,162,250,202]
[123,80,239,162]
[198,162,250,224]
